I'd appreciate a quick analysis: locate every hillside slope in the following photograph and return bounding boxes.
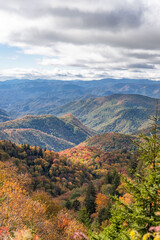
[53,94,158,134]
[79,132,136,152]
[0,128,74,151]
[0,114,94,150]
[0,109,11,122]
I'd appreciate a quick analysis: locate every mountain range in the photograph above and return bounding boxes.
[0,78,159,150]
[0,93,159,150]
[1,78,160,118]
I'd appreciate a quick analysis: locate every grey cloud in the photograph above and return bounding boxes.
[5,1,159,51]
[11,26,160,52]
[128,63,155,69]
[127,52,160,60]
[104,31,160,50]
[48,7,144,30]
[11,29,87,46]
[1,0,144,32]
[1,1,144,31]
[75,74,83,78]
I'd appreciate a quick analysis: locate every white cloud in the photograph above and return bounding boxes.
[0,0,160,80]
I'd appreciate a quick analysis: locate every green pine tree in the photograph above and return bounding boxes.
[91,111,160,239]
[84,182,96,216]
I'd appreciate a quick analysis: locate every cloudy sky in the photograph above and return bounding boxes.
[0,0,160,80]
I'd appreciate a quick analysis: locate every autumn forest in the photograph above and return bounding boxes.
[0,80,160,239]
[0,112,159,239]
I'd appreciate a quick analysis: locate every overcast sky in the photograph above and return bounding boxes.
[0,0,160,80]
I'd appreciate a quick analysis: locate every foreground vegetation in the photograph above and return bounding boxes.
[0,117,159,239]
[91,116,160,239]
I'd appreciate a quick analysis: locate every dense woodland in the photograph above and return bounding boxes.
[0,115,159,239]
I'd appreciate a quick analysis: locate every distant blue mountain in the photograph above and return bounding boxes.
[0,78,160,118]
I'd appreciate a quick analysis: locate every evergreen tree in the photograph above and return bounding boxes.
[65,199,72,209]
[38,147,43,158]
[105,169,120,196]
[97,204,111,225]
[72,199,80,211]
[84,182,96,216]
[79,207,91,227]
[33,145,38,156]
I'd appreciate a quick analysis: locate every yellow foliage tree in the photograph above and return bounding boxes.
[95,193,109,211]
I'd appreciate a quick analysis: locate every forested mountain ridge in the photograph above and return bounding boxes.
[1,78,160,118]
[0,128,75,151]
[78,132,136,152]
[53,94,159,134]
[60,113,96,136]
[60,131,137,175]
[0,114,94,151]
[0,94,158,149]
